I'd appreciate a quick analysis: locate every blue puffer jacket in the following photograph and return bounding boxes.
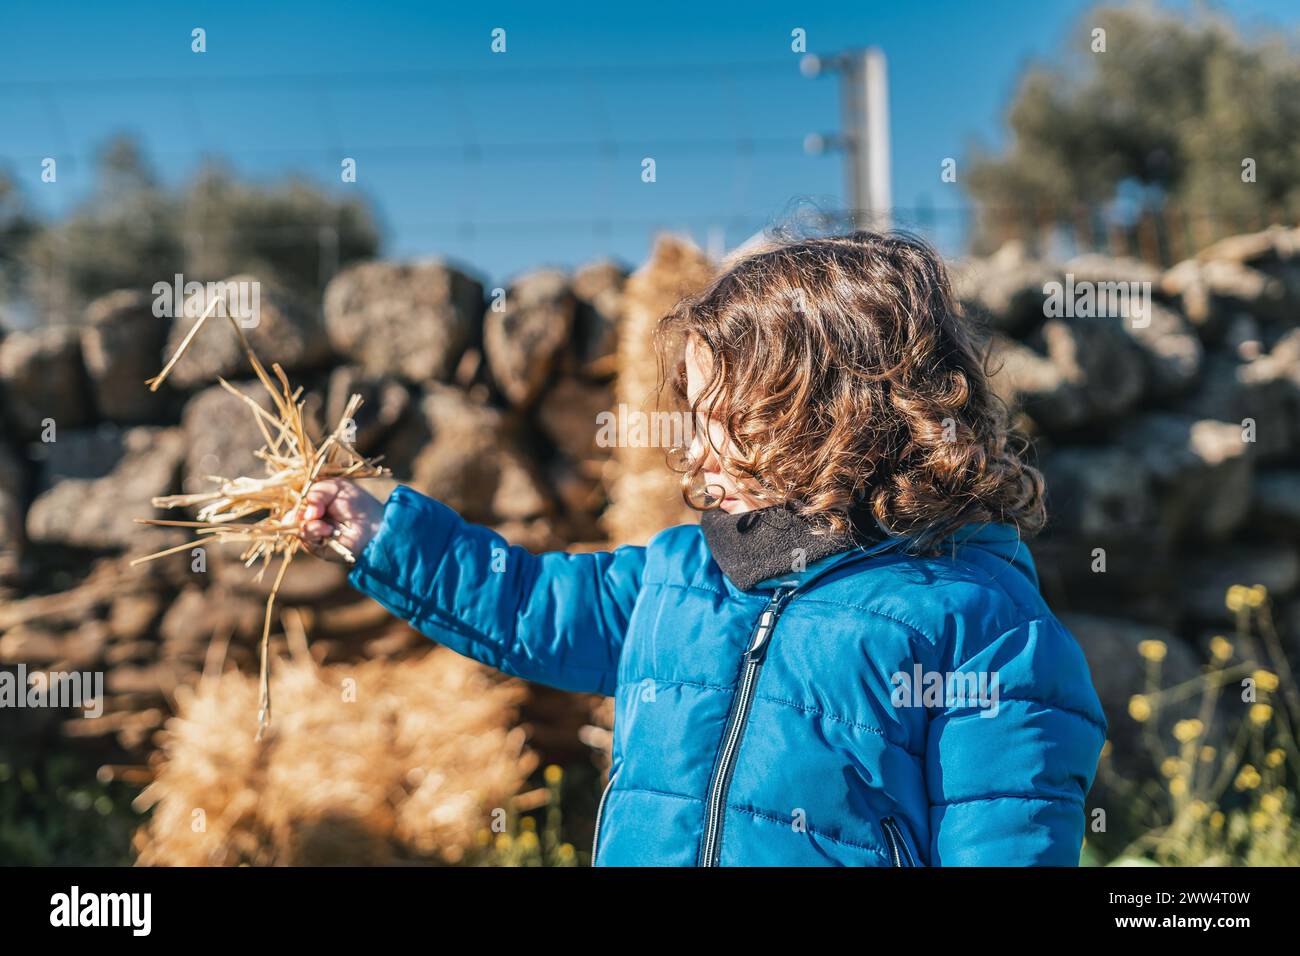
[349,485,1108,866]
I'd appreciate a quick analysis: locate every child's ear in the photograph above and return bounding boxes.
[673,359,689,399]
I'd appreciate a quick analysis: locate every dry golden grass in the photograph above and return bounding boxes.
[605,234,714,545]
[132,644,536,866]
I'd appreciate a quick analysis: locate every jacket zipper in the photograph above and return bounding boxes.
[881,816,916,867]
[700,585,797,867]
[590,767,617,865]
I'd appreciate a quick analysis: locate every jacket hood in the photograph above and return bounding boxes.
[941,522,1039,590]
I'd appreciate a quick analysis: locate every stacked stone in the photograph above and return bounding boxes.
[0,256,628,771]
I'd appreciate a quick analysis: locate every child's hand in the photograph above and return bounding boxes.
[296,479,384,564]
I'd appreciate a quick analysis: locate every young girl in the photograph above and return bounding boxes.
[298,231,1107,867]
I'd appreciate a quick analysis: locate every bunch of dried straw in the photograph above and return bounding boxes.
[132,645,536,865]
[132,294,389,738]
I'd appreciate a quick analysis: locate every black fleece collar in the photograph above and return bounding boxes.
[699,503,888,591]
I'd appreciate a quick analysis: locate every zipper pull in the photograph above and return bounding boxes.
[745,610,776,662]
[745,587,796,663]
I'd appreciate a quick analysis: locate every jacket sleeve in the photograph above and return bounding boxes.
[925,615,1108,866]
[348,484,645,696]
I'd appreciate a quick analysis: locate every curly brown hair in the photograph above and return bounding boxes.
[655,230,1045,553]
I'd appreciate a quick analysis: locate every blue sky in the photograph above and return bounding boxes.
[0,0,1295,283]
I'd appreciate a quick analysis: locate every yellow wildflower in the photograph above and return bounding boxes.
[1234,765,1261,791]
[1128,695,1152,722]
[1225,586,1248,612]
[1253,670,1279,693]
[1138,639,1167,662]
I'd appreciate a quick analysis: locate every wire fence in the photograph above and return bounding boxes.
[4,56,1296,301]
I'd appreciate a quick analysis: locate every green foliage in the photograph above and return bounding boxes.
[181,165,380,299]
[23,138,185,318]
[11,133,381,320]
[966,3,1300,247]
[0,745,140,866]
[0,170,38,307]
[1088,585,1300,866]
[472,764,584,867]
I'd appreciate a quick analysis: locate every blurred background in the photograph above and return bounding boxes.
[1,0,1299,866]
